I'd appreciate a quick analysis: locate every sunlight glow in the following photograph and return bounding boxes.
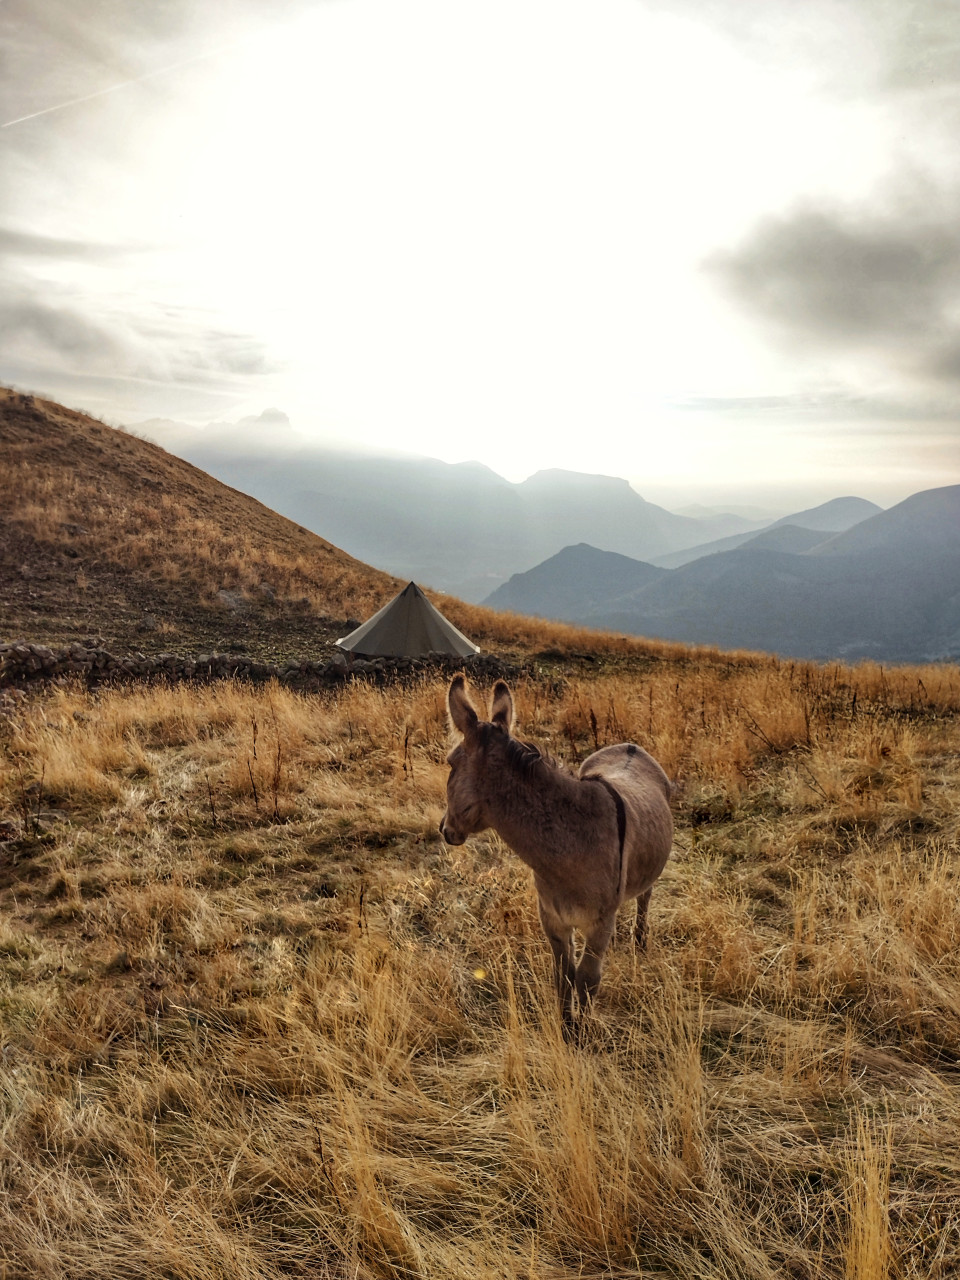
[107,0,896,477]
[2,0,946,502]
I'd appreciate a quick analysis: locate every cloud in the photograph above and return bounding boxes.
[656,0,960,97]
[864,0,960,93]
[0,276,276,389]
[708,201,960,386]
[0,0,312,132]
[0,223,276,388]
[674,390,960,424]
[169,331,278,379]
[0,225,139,261]
[0,291,129,365]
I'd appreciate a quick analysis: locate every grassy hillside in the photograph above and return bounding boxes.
[0,386,708,668]
[0,387,403,659]
[2,653,959,1278]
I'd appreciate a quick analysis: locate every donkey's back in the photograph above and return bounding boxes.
[578,742,673,903]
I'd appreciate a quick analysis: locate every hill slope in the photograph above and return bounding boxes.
[0,389,401,658]
[485,542,666,619]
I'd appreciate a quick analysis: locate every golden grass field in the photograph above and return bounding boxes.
[2,650,960,1279]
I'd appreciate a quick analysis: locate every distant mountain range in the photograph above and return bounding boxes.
[484,486,960,663]
[135,413,960,662]
[136,413,771,600]
[649,496,882,568]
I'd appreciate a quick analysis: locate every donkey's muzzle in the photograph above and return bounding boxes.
[439,816,465,846]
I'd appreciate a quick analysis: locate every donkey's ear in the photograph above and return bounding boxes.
[489,680,515,732]
[448,674,479,736]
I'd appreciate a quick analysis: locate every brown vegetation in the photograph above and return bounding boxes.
[0,388,400,657]
[2,652,959,1278]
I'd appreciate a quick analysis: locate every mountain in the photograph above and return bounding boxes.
[650,496,882,569]
[810,485,960,557]
[735,524,837,555]
[513,468,758,555]
[771,495,882,533]
[0,389,403,658]
[135,418,766,600]
[482,485,960,662]
[484,543,666,620]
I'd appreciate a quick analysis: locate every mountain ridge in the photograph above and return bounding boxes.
[483,486,960,662]
[650,495,883,569]
[135,417,766,598]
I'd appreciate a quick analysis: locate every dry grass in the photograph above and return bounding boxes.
[2,654,960,1278]
[0,451,393,622]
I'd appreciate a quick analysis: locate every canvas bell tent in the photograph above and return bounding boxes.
[336,582,480,658]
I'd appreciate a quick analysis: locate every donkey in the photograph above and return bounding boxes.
[440,674,673,1023]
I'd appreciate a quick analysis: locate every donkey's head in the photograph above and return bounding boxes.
[439,675,515,846]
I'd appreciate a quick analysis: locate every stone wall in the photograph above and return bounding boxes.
[0,641,519,689]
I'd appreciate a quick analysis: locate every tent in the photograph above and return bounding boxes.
[336,582,480,658]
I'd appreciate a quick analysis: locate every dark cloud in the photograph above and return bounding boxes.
[0,275,275,386]
[708,203,960,386]
[925,341,960,385]
[0,291,128,365]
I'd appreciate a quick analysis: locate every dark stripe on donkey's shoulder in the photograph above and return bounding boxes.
[584,775,627,860]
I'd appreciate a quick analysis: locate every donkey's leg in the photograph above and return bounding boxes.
[575,914,616,1012]
[634,888,653,951]
[538,899,576,1023]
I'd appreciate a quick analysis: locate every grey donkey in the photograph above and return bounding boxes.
[440,675,673,1024]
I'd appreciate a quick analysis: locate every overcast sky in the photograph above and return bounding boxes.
[2,0,959,508]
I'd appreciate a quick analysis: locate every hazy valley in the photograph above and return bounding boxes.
[136,410,958,665]
[137,412,770,601]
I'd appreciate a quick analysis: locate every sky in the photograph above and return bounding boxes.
[2,0,959,510]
